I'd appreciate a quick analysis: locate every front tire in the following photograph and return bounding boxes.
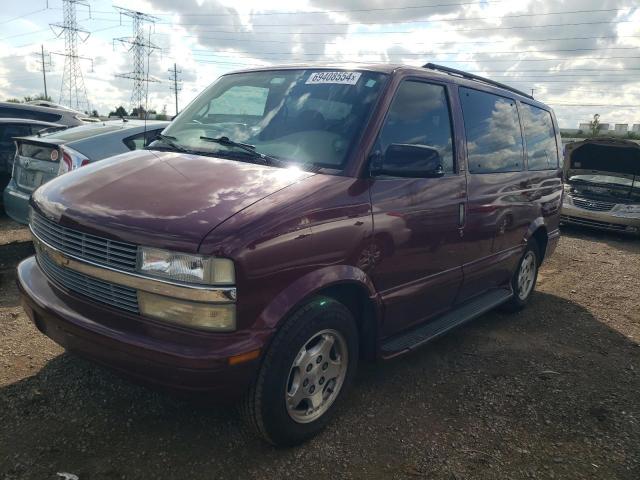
[241,296,359,446]
[503,240,540,311]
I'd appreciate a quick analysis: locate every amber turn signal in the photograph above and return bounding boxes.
[228,349,261,366]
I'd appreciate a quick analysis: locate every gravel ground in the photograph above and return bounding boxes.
[0,221,638,480]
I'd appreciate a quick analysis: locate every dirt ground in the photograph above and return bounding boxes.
[0,217,638,480]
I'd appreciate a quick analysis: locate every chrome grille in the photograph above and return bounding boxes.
[30,211,138,272]
[37,247,139,314]
[560,215,628,232]
[572,197,615,212]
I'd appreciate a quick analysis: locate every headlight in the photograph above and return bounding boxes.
[138,291,236,331]
[562,185,572,205]
[612,204,640,217]
[138,247,235,285]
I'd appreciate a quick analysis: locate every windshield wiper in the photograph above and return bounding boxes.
[35,126,66,137]
[199,136,283,166]
[153,133,193,153]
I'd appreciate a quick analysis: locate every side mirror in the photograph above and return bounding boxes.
[371,143,445,178]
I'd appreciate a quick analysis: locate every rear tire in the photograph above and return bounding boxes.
[502,240,540,312]
[240,296,359,446]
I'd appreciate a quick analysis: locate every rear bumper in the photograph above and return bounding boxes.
[561,203,640,234]
[17,256,269,398]
[3,180,30,224]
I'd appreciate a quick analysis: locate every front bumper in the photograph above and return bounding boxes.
[561,203,640,235]
[3,180,30,224]
[17,256,269,398]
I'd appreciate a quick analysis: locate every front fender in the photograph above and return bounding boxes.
[252,265,381,331]
[524,216,547,242]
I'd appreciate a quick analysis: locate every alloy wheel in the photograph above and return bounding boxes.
[285,329,348,424]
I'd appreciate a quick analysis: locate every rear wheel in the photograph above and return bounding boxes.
[503,240,540,311]
[240,296,358,446]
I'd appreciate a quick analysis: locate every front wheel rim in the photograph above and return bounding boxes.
[285,329,348,424]
[517,251,537,300]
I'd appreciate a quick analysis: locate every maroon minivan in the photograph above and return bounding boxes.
[18,63,562,445]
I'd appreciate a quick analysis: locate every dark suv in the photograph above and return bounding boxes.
[17,64,562,446]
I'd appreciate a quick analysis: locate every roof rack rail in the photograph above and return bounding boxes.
[423,62,534,100]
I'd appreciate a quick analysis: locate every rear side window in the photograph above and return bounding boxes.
[521,104,559,170]
[0,107,61,123]
[459,87,524,173]
[0,124,31,141]
[376,80,455,173]
[122,128,163,150]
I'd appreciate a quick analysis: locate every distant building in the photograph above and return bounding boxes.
[578,122,610,133]
[569,121,640,137]
[614,124,629,136]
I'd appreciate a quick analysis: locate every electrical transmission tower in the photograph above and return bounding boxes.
[115,8,160,117]
[168,63,182,116]
[50,0,92,112]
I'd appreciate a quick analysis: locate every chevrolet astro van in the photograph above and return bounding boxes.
[18,64,562,445]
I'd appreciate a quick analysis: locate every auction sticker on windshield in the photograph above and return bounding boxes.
[306,71,362,85]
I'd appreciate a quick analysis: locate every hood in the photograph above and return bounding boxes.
[564,138,640,178]
[32,150,315,252]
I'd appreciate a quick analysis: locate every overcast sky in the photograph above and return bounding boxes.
[0,0,638,128]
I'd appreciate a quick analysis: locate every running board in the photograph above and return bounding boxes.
[380,289,513,358]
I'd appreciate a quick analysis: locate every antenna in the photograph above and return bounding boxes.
[114,7,160,118]
[50,0,92,112]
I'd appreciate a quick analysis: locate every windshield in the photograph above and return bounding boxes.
[161,69,387,170]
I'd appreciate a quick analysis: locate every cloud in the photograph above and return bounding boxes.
[0,0,638,128]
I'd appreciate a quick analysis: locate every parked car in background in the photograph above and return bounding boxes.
[26,100,77,110]
[0,118,66,174]
[0,101,90,128]
[18,64,562,446]
[23,100,101,122]
[562,138,640,235]
[3,120,168,223]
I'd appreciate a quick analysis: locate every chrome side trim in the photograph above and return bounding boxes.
[31,229,236,303]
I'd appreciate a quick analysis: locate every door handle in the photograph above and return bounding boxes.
[458,202,465,227]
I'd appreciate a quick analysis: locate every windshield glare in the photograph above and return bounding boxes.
[570,174,637,188]
[162,69,387,170]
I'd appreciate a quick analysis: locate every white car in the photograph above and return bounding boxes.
[562,138,640,235]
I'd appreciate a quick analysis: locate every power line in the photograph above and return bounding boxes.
[184,34,640,48]
[150,8,630,27]
[497,80,639,83]
[0,27,51,41]
[57,1,513,17]
[546,103,639,107]
[88,7,631,27]
[187,46,640,59]
[184,56,640,68]
[157,19,637,36]
[0,6,48,25]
